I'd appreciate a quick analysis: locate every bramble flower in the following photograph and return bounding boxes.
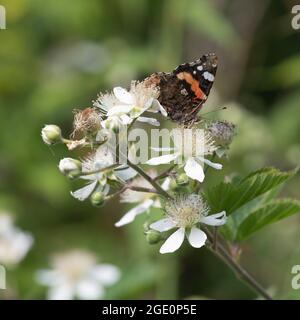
[146,128,222,183]
[70,145,137,201]
[150,194,226,254]
[115,171,170,227]
[36,249,120,300]
[41,125,62,145]
[0,213,33,266]
[93,81,167,126]
[70,145,115,201]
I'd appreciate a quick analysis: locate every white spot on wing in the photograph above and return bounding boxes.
[203,71,214,82]
[197,65,203,71]
[180,89,188,96]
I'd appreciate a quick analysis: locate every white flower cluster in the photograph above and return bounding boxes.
[41,77,236,255]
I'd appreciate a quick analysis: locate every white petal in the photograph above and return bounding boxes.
[158,104,168,117]
[120,114,133,125]
[149,99,168,117]
[144,97,154,110]
[200,211,227,226]
[113,87,135,104]
[48,282,74,300]
[90,264,121,286]
[161,177,171,191]
[76,279,104,300]
[102,184,110,196]
[184,158,205,183]
[198,156,223,170]
[115,199,154,227]
[71,180,97,201]
[146,153,179,165]
[107,105,134,116]
[137,116,160,126]
[150,218,176,232]
[115,166,137,181]
[159,227,185,254]
[188,227,207,248]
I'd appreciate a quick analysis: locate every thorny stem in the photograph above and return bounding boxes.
[204,227,272,300]
[127,160,172,199]
[105,186,127,201]
[128,186,160,194]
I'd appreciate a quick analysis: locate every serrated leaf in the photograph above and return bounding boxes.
[204,167,297,216]
[204,167,298,241]
[221,187,281,241]
[236,199,300,241]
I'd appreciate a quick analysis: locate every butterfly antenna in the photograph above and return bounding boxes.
[200,106,227,116]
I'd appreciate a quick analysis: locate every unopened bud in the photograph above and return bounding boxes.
[58,158,82,179]
[145,230,162,245]
[90,191,105,207]
[41,125,62,145]
[176,173,189,186]
[169,179,178,190]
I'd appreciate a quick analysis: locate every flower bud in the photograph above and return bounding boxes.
[58,158,82,179]
[207,121,236,147]
[169,179,178,190]
[90,191,105,207]
[176,173,189,186]
[145,230,162,245]
[41,125,62,145]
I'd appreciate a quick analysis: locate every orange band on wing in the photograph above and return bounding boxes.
[176,72,207,100]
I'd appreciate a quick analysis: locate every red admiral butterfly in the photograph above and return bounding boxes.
[145,53,218,125]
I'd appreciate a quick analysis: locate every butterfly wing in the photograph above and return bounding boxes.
[172,53,218,106]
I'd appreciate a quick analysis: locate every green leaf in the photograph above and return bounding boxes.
[204,167,298,241]
[236,199,300,241]
[221,188,280,241]
[204,167,298,216]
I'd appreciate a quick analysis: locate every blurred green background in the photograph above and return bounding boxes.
[0,0,300,299]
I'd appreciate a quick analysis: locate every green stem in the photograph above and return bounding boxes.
[127,160,172,199]
[154,164,176,181]
[128,186,160,194]
[204,228,272,300]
